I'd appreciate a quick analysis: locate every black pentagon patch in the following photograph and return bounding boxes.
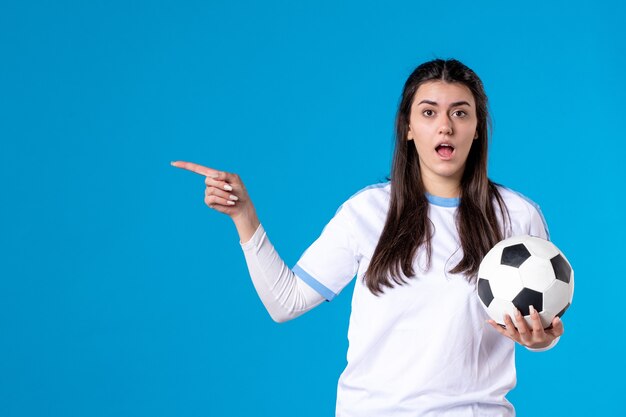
[501,243,531,268]
[512,287,543,316]
[477,278,494,307]
[556,302,571,318]
[551,254,571,284]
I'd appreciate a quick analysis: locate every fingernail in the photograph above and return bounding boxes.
[224,184,233,191]
[229,194,238,201]
[170,161,177,166]
[554,316,561,323]
[515,309,522,317]
[227,201,236,205]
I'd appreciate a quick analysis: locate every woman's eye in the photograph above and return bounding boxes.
[453,110,467,117]
[422,109,435,117]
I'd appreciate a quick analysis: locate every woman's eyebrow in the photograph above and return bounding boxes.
[417,100,472,107]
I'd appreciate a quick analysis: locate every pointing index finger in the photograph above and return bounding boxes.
[171,161,218,178]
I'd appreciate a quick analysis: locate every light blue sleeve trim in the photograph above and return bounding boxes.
[292,264,337,302]
[502,186,550,240]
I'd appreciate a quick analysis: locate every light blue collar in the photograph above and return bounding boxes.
[426,192,460,207]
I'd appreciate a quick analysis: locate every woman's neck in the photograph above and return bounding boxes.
[422,176,461,198]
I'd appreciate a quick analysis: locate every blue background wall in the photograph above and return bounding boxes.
[1,0,624,415]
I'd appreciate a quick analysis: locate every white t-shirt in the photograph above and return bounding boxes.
[291,182,550,417]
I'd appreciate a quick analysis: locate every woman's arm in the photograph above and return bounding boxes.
[240,223,325,322]
[171,161,325,322]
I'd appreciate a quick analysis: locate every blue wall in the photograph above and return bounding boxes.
[1,0,623,415]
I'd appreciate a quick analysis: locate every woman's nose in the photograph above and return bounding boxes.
[439,122,453,135]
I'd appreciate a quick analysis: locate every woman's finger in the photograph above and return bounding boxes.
[503,314,520,342]
[514,309,531,344]
[205,187,238,202]
[546,316,564,338]
[204,194,237,208]
[209,169,240,185]
[205,175,235,193]
[529,305,545,337]
[173,161,243,194]
[171,161,219,177]
[171,161,242,190]
[487,320,508,337]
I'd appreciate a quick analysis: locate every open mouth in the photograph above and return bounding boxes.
[436,143,455,158]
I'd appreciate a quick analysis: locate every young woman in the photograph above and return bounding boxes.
[172,59,564,417]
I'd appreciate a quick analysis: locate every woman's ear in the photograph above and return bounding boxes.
[474,131,478,139]
[407,125,413,141]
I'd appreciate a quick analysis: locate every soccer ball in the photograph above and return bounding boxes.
[477,235,574,329]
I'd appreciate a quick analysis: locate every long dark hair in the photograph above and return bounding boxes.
[364,58,509,295]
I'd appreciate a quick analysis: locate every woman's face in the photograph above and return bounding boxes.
[407,80,478,195]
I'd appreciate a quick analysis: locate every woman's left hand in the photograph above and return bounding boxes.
[487,306,564,349]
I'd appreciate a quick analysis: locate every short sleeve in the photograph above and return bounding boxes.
[292,204,360,301]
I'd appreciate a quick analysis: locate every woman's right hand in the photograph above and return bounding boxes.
[171,160,260,242]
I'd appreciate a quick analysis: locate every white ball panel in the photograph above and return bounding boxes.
[523,235,559,259]
[478,245,504,279]
[518,256,556,292]
[488,266,524,301]
[543,280,573,315]
[487,298,518,326]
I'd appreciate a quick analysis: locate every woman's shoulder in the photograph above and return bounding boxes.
[494,183,550,238]
[334,180,391,217]
[494,183,543,213]
[345,180,391,208]
[347,180,391,201]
